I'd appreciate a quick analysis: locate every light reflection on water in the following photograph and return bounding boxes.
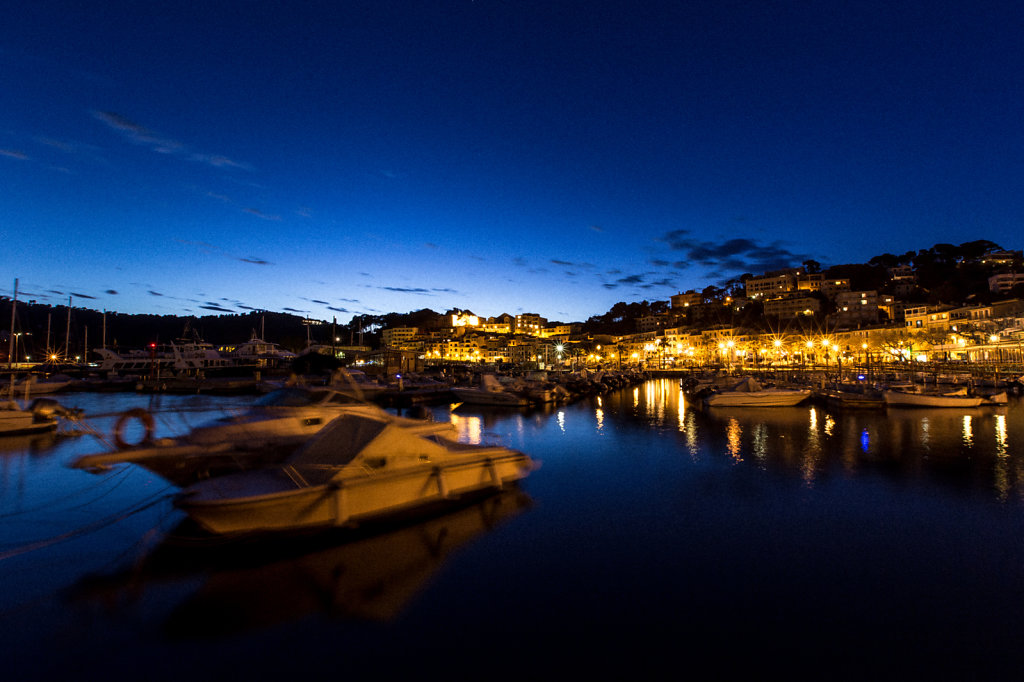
[2,381,1024,679]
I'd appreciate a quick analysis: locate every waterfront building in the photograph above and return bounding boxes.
[670,290,703,308]
[905,305,953,331]
[450,310,480,328]
[887,264,916,282]
[832,290,880,327]
[796,272,824,292]
[539,324,575,340]
[979,249,1022,266]
[514,313,546,335]
[744,271,797,299]
[636,313,671,333]
[988,272,1024,294]
[819,278,852,299]
[381,327,419,348]
[763,295,821,317]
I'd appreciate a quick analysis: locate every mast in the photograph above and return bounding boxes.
[7,278,16,370]
[64,295,71,359]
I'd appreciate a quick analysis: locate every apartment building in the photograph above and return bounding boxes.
[832,291,880,327]
[763,295,821,317]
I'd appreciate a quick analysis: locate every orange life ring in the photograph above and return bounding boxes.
[113,408,156,449]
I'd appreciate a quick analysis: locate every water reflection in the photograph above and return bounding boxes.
[68,490,531,636]
[725,418,742,462]
[996,415,1008,458]
[626,378,1024,499]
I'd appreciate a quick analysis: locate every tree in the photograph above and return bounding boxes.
[701,284,725,303]
[802,259,821,274]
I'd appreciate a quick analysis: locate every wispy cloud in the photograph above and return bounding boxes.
[176,239,272,267]
[243,208,281,221]
[381,287,431,294]
[92,110,251,170]
[0,149,28,160]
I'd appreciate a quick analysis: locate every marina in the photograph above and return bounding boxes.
[2,379,1023,678]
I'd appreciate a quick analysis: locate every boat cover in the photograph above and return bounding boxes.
[288,414,454,485]
[729,377,763,392]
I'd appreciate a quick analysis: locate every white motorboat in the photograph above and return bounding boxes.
[2,374,75,396]
[0,399,58,435]
[222,334,297,367]
[704,377,811,407]
[883,387,984,408]
[93,339,230,375]
[0,397,80,436]
[451,374,529,407]
[174,411,536,534]
[184,387,391,445]
[71,387,454,486]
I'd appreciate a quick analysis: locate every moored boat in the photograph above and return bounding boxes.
[0,397,81,436]
[816,385,885,409]
[883,387,984,408]
[704,377,811,408]
[174,411,536,534]
[451,374,529,407]
[71,387,454,486]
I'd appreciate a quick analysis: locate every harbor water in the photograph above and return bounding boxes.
[2,379,1024,679]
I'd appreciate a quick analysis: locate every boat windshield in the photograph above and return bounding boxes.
[290,415,388,484]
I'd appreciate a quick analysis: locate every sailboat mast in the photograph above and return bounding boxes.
[64,295,71,359]
[7,278,17,370]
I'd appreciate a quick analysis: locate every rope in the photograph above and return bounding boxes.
[0,465,135,519]
[0,488,175,561]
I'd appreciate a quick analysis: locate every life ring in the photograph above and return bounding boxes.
[113,408,156,449]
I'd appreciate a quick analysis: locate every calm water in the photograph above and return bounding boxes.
[2,380,1024,680]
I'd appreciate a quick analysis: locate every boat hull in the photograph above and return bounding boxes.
[883,391,984,408]
[705,389,811,407]
[0,405,58,436]
[176,452,534,534]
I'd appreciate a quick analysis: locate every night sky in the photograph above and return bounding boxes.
[4,1,1023,324]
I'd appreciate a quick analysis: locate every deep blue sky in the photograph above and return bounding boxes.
[4,0,1023,323]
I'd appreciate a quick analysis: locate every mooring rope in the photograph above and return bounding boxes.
[0,465,136,520]
[0,487,175,561]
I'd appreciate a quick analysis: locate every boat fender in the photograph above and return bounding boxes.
[113,408,156,449]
